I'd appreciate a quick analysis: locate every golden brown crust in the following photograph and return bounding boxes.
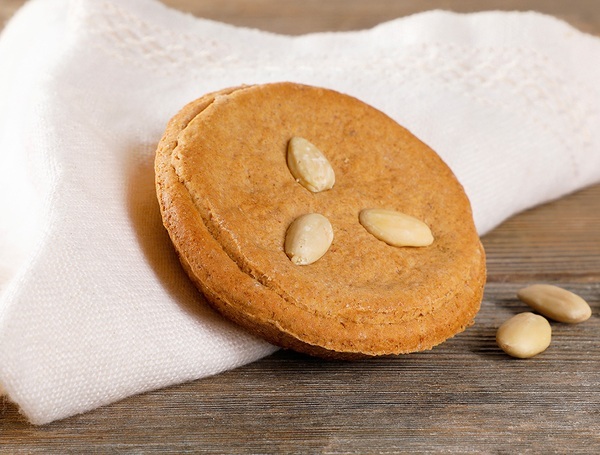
[155,82,486,357]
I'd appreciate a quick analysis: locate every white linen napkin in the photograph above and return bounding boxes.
[1,0,600,425]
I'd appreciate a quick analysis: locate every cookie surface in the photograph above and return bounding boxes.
[155,82,486,358]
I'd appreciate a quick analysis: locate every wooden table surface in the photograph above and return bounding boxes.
[2,1,600,453]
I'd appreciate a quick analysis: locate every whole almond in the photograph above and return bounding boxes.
[517,284,592,323]
[285,213,334,265]
[496,312,552,359]
[359,208,433,247]
[287,137,335,192]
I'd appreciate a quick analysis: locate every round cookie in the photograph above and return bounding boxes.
[155,82,486,358]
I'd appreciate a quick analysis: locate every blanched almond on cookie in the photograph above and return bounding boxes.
[285,213,334,265]
[287,137,335,192]
[359,208,433,247]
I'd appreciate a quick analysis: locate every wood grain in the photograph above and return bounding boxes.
[1,1,600,453]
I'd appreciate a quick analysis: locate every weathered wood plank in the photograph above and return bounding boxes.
[485,185,600,282]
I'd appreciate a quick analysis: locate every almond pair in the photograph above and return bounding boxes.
[496,284,592,358]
